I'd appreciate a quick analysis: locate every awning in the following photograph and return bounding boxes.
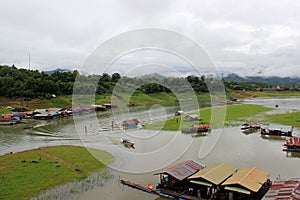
[225,186,251,195]
[190,180,212,187]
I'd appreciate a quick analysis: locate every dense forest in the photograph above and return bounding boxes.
[0,65,299,99]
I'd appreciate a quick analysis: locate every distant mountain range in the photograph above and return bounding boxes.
[139,73,166,80]
[223,73,300,86]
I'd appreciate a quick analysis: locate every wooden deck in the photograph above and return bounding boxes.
[120,179,160,196]
[120,179,201,200]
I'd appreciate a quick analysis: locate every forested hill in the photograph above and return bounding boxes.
[0,65,78,98]
[224,73,300,86]
[1,65,299,99]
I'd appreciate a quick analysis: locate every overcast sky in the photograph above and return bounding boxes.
[1,0,300,77]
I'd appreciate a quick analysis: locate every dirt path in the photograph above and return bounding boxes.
[41,152,83,173]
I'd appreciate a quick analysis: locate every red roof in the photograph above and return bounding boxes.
[154,160,205,181]
[194,124,210,129]
[263,179,300,200]
[123,119,139,125]
[286,137,300,147]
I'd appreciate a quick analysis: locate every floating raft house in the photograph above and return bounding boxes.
[261,125,294,136]
[262,179,300,200]
[284,137,300,152]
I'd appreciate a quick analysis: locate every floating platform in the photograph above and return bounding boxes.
[120,179,200,200]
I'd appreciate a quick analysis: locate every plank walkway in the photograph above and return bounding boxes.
[120,179,201,200]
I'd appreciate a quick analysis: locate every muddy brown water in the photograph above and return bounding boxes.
[1,98,300,200]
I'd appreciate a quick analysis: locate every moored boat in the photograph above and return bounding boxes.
[120,137,135,148]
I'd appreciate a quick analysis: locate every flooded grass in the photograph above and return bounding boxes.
[145,104,273,130]
[266,111,300,128]
[31,169,113,200]
[0,145,114,200]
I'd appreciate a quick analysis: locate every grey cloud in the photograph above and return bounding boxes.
[0,0,300,77]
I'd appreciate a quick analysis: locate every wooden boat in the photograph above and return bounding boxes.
[0,119,17,125]
[120,138,135,148]
[241,122,262,130]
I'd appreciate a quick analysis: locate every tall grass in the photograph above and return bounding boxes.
[145,104,273,130]
[266,111,300,128]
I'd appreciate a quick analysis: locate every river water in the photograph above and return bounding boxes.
[1,98,300,200]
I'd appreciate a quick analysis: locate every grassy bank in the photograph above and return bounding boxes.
[145,104,273,130]
[1,90,299,113]
[266,111,300,128]
[0,145,114,200]
[230,90,300,99]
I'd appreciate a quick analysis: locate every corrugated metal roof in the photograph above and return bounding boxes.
[222,167,270,192]
[188,162,238,185]
[262,179,300,200]
[262,125,294,132]
[286,137,300,147]
[194,124,210,129]
[154,160,205,181]
[123,119,139,125]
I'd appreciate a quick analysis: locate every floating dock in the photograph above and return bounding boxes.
[120,179,200,200]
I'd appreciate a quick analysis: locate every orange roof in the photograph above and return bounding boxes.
[123,119,139,124]
[194,124,210,129]
[222,167,269,192]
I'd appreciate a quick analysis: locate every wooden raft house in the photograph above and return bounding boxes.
[120,161,272,200]
[222,167,271,200]
[122,119,139,127]
[154,160,205,190]
[262,179,300,200]
[283,136,300,152]
[184,115,200,122]
[188,162,238,199]
[0,114,20,125]
[182,124,211,134]
[261,125,294,137]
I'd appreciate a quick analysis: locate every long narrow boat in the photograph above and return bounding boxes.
[0,119,17,125]
[120,138,135,148]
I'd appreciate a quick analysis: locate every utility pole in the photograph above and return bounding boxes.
[29,53,30,70]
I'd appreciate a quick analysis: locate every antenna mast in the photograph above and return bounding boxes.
[29,53,31,70]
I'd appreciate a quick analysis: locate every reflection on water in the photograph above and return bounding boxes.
[288,152,300,159]
[1,98,300,200]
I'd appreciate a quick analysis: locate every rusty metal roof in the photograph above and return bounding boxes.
[154,160,205,181]
[222,167,270,192]
[262,179,300,200]
[286,137,300,147]
[188,162,238,185]
[123,119,139,125]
